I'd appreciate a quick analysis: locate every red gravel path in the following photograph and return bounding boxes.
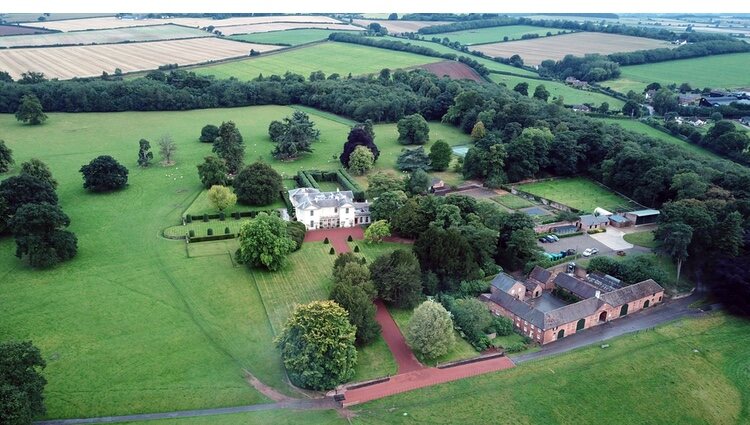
[375,300,424,374]
[303,227,364,254]
[342,355,515,406]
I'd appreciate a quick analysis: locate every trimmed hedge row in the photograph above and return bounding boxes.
[189,234,235,243]
[185,209,278,221]
[295,168,366,202]
[336,169,366,202]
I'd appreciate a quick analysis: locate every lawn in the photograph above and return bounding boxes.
[229,28,360,46]
[0,105,418,419]
[492,194,536,210]
[183,185,290,218]
[122,409,347,425]
[387,307,479,367]
[430,25,571,45]
[353,313,750,425]
[193,41,443,80]
[489,73,625,109]
[623,230,660,249]
[518,177,639,213]
[604,52,750,94]
[597,118,723,161]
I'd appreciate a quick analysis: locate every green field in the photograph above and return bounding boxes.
[489,73,625,109]
[229,28,360,46]
[193,41,443,80]
[519,177,639,213]
[604,52,750,93]
[492,194,536,210]
[123,409,346,425]
[430,25,570,45]
[353,314,750,424]
[0,105,436,419]
[597,118,722,160]
[623,230,660,248]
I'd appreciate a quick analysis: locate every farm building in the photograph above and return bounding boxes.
[624,209,660,226]
[288,188,370,230]
[577,214,609,230]
[740,116,750,125]
[481,269,665,345]
[608,214,631,228]
[699,96,750,107]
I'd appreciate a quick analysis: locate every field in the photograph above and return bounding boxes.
[0,38,280,80]
[193,41,444,81]
[419,60,485,82]
[124,410,346,425]
[230,28,361,46]
[597,118,722,160]
[218,22,362,36]
[604,52,750,93]
[518,177,639,213]
[429,25,571,45]
[353,314,750,425]
[489,73,625,108]
[0,24,210,48]
[623,230,659,248]
[0,13,114,23]
[352,19,450,34]
[474,32,673,65]
[492,194,536,210]
[23,15,342,32]
[0,24,54,36]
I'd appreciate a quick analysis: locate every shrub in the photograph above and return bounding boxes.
[203,214,208,222]
[354,245,360,252]
[224,227,231,234]
[587,228,606,234]
[189,230,195,238]
[347,235,353,242]
[405,300,455,359]
[207,228,213,236]
[324,237,329,244]
[329,247,335,255]
[185,215,192,223]
[219,212,225,221]
[234,212,241,220]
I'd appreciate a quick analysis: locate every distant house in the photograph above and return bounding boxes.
[678,94,701,106]
[527,265,554,291]
[577,214,609,230]
[565,76,588,88]
[740,116,750,125]
[624,209,660,226]
[288,188,370,230]
[571,104,591,113]
[430,178,446,192]
[489,273,527,301]
[699,96,750,107]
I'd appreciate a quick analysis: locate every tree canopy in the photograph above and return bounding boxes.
[340,121,379,168]
[10,203,77,268]
[0,341,47,424]
[212,121,245,174]
[0,140,13,173]
[199,124,219,143]
[348,145,375,175]
[271,111,320,160]
[405,300,455,359]
[196,155,228,189]
[236,212,295,271]
[397,113,430,145]
[370,249,423,308]
[80,156,128,192]
[233,162,283,206]
[207,185,236,212]
[15,94,47,125]
[0,174,58,215]
[429,140,452,171]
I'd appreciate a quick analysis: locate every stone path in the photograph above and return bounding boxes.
[303,227,363,254]
[374,300,423,374]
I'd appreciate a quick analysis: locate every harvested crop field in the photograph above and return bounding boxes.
[418,60,485,82]
[229,28,360,46]
[0,24,210,48]
[0,24,54,36]
[474,32,672,65]
[429,25,572,45]
[0,38,280,80]
[218,22,362,36]
[24,15,342,32]
[352,19,450,34]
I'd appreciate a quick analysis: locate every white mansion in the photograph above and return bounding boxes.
[288,188,371,230]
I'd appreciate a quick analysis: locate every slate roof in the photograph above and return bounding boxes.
[579,214,610,227]
[528,266,552,285]
[627,209,660,217]
[543,298,602,328]
[288,188,354,210]
[609,214,628,223]
[524,280,542,292]
[490,272,523,293]
[554,273,600,299]
[600,279,664,306]
[484,292,545,328]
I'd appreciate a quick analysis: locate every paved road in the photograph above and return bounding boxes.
[512,293,704,364]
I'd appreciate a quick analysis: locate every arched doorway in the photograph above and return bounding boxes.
[557,329,565,339]
[644,300,650,308]
[620,304,629,317]
[576,319,585,331]
[599,311,607,322]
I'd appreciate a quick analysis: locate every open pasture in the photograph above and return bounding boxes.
[230,28,360,46]
[23,15,343,32]
[218,22,361,36]
[489,73,625,108]
[193,41,443,80]
[1,13,114,23]
[0,24,210,48]
[518,177,639,213]
[0,24,54,36]
[474,32,673,65]
[352,19,450,34]
[0,37,279,80]
[605,52,750,93]
[429,24,571,45]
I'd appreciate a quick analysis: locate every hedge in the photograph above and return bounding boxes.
[189,234,235,243]
[295,168,366,202]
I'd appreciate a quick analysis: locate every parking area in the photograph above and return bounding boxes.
[537,233,612,257]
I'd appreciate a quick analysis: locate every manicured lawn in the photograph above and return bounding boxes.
[387,307,479,367]
[122,409,347,425]
[604,52,750,93]
[371,121,470,172]
[518,177,639,213]
[352,335,399,382]
[353,314,750,425]
[492,194,535,210]
[489,73,625,109]
[623,230,660,249]
[430,25,571,45]
[183,185,290,217]
[597,118,722,161]
[193,41,443,80]
[229,28,360,46]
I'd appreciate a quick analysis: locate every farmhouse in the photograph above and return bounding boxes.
[288,188,370,230]
[482,270,665,344]
[565,76,588,88]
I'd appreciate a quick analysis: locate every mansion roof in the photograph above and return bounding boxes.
[288,188,354,210]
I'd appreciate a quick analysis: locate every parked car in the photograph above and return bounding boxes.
[544,235,556,243]
[548,235,559,242]
[565,248,576,256]
[539,237,548,243]
[582,248,599,257]
[617,250,627,256]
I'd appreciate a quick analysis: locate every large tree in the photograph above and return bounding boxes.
[450,297,493,346]
[207,185,236,212]
[658,222,693,284]
[390,198,430,239]
[340,121,379,167]
[397,113,430,145]
[20,159,58,189]
[396,147,431,172]
[347,145,375,175]
[405,300,455,360]
[196,156,228,188]
[407,169,431,195]
[369,190,407,222]
[533,84,550,102]
[366,172,404,199]
[15,94,47,125]
[364,219,391,243]
[330,261,380,344]
[428,140,452,171]
[136,139,153,168]
[236,212,295,271]
[271,111,320,160]
[158,135,177,165]
[212,121,245,174]
[413,226,479,292]
[0,341,47,424]
[0,175,58,215]
[233,162,283,206]
[10,203,77,268]
[275,301,357,390]
[199,124,219,143]
[0,140,13,173]
[80,156,129,192]
[369,249,422,308]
